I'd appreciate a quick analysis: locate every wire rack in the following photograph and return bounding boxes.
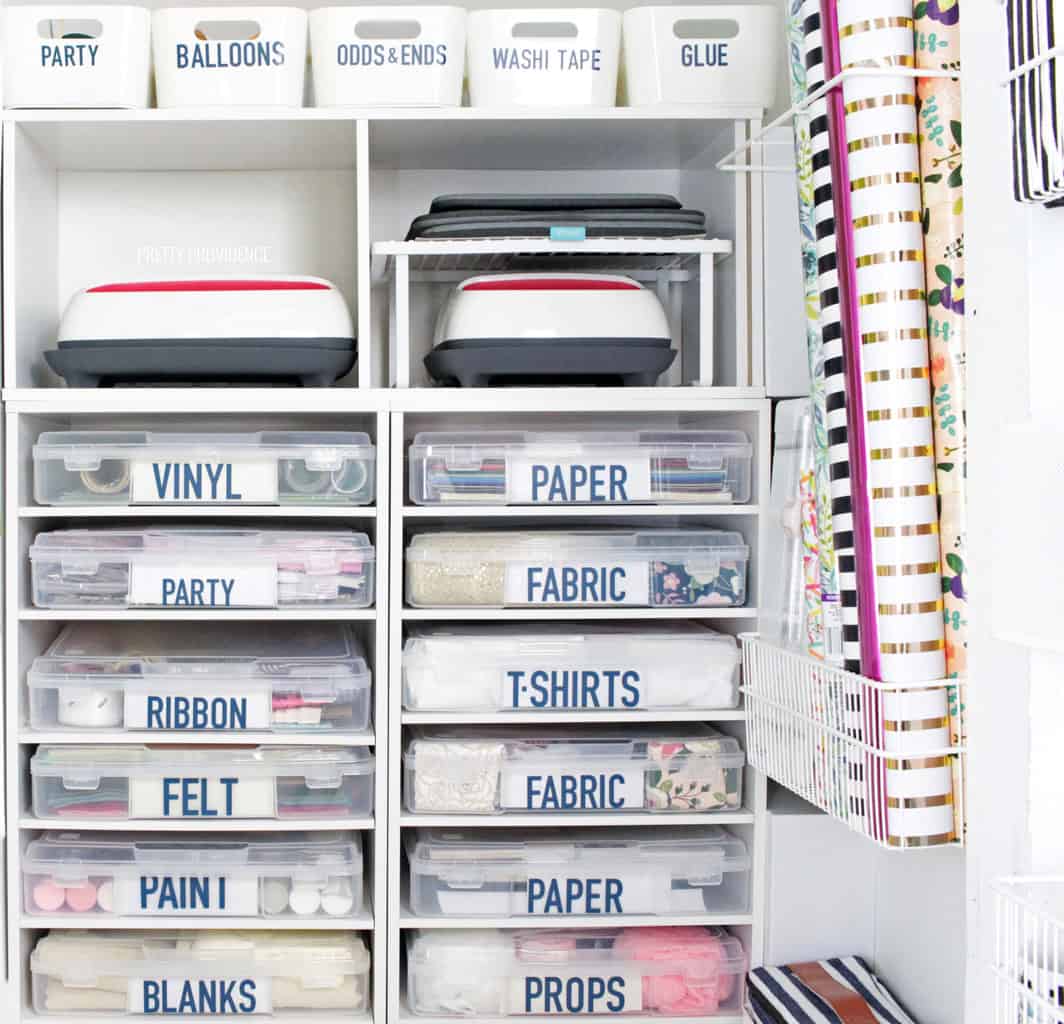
[994,877,1064,1023]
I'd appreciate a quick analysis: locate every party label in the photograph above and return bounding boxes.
[129,562,278,608]
[116,873,259,916]
[510,458,651,504]
[130,775,276,819]
[504,562,649,606]
[131,976,271,1015]
[126,689,270,731]
[524,870,663,916]
[501,768,643,811]
[505,668,643,710]
[510,971,641,1015]
[131,460,278,505]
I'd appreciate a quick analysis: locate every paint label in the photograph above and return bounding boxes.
[131,460,277,504]
[524,871,663,915]
[510,971,642,1015]
[130,976,271,1014]
[510,457,651,504]
[129,562,278,607]
[501,768,644,811]
[130,775,276,819]
[126,689,270,731]
[504,562,649,606]
[505,668,643,709]
[115,873,259,916]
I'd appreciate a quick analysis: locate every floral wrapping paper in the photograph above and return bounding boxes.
[645,739,743,811]
[651,560,746,607]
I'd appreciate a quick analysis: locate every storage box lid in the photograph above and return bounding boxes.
[28,621,370,693]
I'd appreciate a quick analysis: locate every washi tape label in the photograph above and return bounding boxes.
[505,668,643,709]
[502,768,643,811]
[489,47,604,72]
[510,458,651,504]
[131,976,271,1015]
[130,460,278,504]
[129,562,278,607]
[504,562,649,606]
[510,971,642,1015]
[116,873,259,916]
[130,775,277,819]
[125,689,270,731]
[524,871,663,916]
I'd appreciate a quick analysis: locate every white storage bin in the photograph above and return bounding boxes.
[30,527,375,609]
[34,431,376,507]
[28,622,372,734]
[406,826,751,918]
[405,529,749,608]
[621,5,778,109]
[404,725,745,815]
[3,5,151,109]
[406,926,746,1017]
[402,623,740,712]
[466,8,620,108]
[31,745,375,821]
[409,429,752,506]
[310,6,465,107]
[32,930,371,1015]
[153,7,307,108]
[24,831,363,919]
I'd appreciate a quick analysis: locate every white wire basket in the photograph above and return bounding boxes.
[740,634,965,850]
[994,877,1064,1023]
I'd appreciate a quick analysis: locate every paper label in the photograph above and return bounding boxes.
[131,459,278,505]
[125,689,270,731]
[509,970,642,1015]
[115,873,259,916]
[523,870,664,916]
[129,775,276,819]
[129,562,278,608]
[505,667,643,709]
[501,768,644,811]
[130,976,271,1015]
[510,457,651,504]
[504,561,649,606]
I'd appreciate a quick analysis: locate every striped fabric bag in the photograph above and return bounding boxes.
[747,956,918,1023]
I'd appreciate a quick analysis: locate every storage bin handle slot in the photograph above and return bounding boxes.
[511,21,578,39]
[355,20,422,40]
[671,19,740,40]
[38,19,103,40]
[193,20,262,41]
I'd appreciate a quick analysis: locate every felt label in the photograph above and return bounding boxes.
[510,971,642,1015]
[501,768,644,811]
[131,459,277,505]
[130,775,276,819]
[129,562,278,608]
[510,457,651,504]
[126,690,270,731]
[503,562,649,606]
[130,976,271,1014]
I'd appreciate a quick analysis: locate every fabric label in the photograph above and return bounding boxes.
[129,775,276,819]
[505,668,643,709]
[510,457,651,504]
[504,561,649,606]
[115,873,259,916]
[501,768,644,811]
[125,689,270,731]
[131,459,278,505]
[510,971,642,1015]
[130,976,271,1014]
[523,870,664,915]
[129,562,278,608]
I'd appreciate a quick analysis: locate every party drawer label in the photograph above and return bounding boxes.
[501,769,643,811]
[506,668,643,709]
[129,562,278,607]
[131,976,271,1015]
[130,775,276,819]
[510,971,642,1015]
[115,873,259,916]
[524,871,662,916]
[126,689,270,731]
[131,460,278,505]
[510,458,651,504]
[504,562,649,606]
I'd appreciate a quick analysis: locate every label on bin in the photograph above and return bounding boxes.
[126,689,270,731]
[524,871,663,916]
[505,668,643,709]
[130,775,277,819]
[130,975,271,1014]
[116,873,259,916]
[504,562,649,606]
[510,457,651,504]
[502,768,643,811]
[131,459,278,505]
[129,562,278,608]
[511,970,642,1015]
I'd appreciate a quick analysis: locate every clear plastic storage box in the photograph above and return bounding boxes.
[30,528,376,609]
[409,430,752,506]
[404,529,749,608]
[404,725,744,815]
[406,826,750,918]
[406,926,746,1017]
[31,745,375,821]
[28,622,372,733]
[33,431,376,506]
[32,930,371,1015]
[24,831,364,919]
[402,623,740,712]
